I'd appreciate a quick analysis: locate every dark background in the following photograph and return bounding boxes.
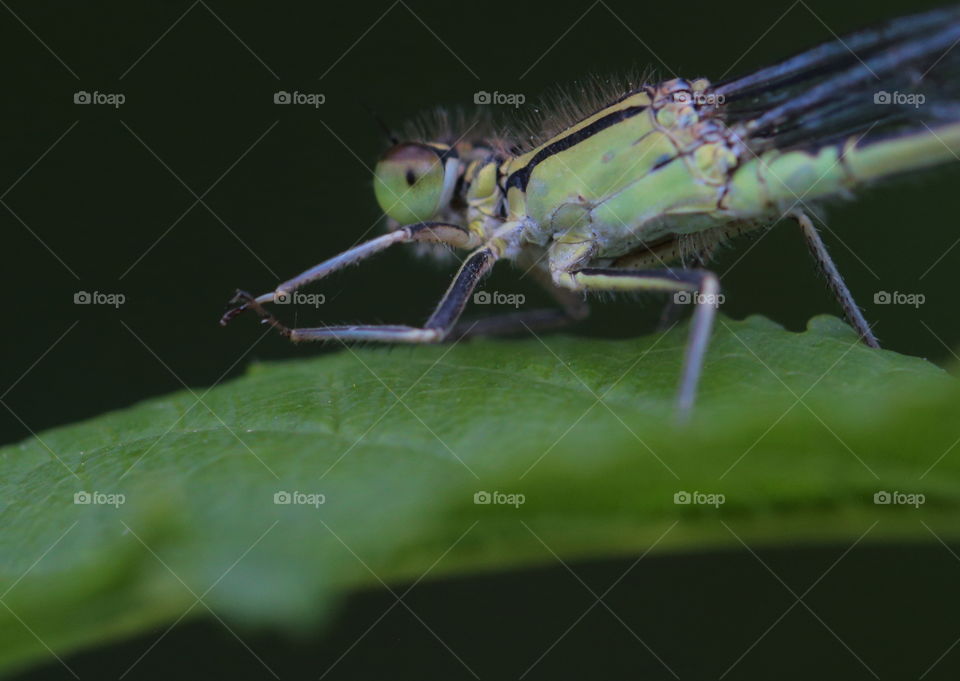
[3,0,959,678]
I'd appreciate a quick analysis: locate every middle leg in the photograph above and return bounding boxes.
[558,266,721,416]
[450,262,591,339]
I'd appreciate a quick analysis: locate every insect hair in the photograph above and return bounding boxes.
[384,69,663,158]
[396,107,514,151]
[509,68,659,152]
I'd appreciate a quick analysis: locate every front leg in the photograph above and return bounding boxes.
[220,222,479,326]
[239,245,499,343]
[557,266,720,418]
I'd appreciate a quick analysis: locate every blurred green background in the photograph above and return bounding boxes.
[3,0,959,678]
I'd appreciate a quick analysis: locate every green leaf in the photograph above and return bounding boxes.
[2,314,959,676]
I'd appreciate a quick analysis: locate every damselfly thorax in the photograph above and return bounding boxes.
[387,78,757,268]
[500,78,757,269]
[222,5,960,418]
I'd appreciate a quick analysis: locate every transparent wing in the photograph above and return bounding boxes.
[713,5,960,153]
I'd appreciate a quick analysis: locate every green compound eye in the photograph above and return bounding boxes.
[373,143,452,224]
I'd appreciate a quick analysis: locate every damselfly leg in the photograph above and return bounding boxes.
[451,264,590,340]
[219,221,479,326]
[791,211,879,348]
[558,267,721,418]
[240,244,499,343]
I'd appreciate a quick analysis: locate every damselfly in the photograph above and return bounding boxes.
[221,5,960,417]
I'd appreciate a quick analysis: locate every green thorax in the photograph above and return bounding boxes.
[494,78,746,258]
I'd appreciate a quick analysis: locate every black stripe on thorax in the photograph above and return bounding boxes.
[505,104,648,192]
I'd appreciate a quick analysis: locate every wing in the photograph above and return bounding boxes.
[712,5,960,153]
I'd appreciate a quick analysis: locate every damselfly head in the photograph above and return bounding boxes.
[373,141,459,224]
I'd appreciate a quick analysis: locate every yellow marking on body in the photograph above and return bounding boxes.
[506,91,653,171]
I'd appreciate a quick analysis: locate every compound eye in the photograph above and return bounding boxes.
[373,143,447,224]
